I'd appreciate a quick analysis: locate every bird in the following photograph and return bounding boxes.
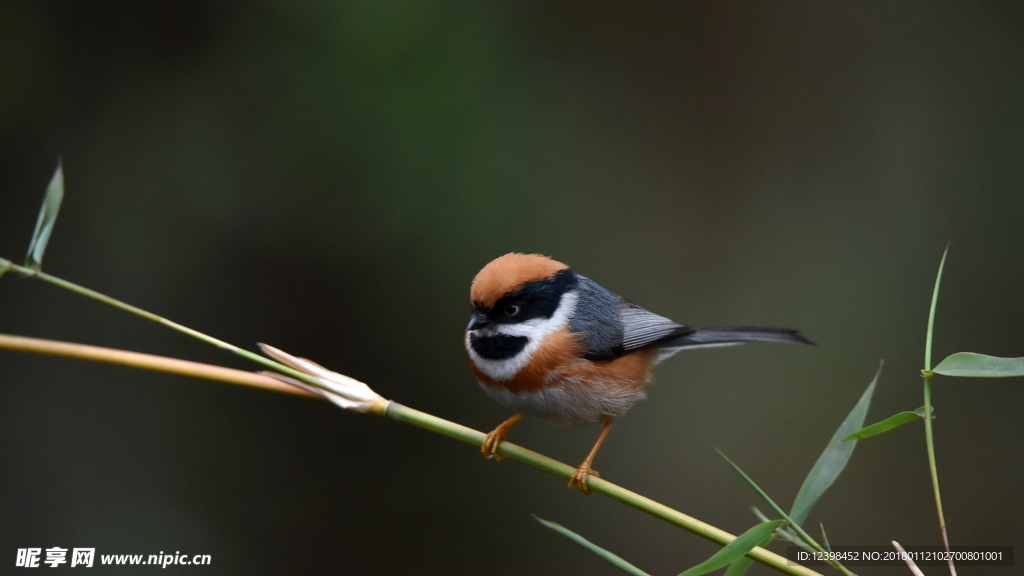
[464,253,813,493]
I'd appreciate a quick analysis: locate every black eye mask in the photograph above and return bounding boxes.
[488,268,578,325]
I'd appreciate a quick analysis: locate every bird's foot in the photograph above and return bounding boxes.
[481,428,507,460]
[481,414,522,461]
[567,463,600,494]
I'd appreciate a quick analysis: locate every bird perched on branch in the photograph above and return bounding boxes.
[465,253,812,493]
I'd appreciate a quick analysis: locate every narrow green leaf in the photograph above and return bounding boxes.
[533,516,651,576]
[24,159,65,270]
[722,531,777,576]
[717,450,790,521]
[678,520,785,576]
[0,257,11,280]
[933,352,1024,377]
[789,362,880,527]
[751,506,772,524]
[752,505,812,546]
[925,245,948,371]
[843,406,930,441]
[722,555,756,576]
[820,524,831,553]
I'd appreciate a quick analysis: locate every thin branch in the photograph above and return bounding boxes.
[0,259,338,394]
[0,333,319,398]
[0,333,822,576]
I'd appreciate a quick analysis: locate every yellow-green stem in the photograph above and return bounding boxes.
[1,262,826,576]
[3,260,330,394]
[922,247,955,574]
[922,375,944,531]
[385,402,821,576]
[0,332,824,576]
[0,333,319,398]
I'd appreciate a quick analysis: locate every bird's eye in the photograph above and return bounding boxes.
[505,304,520,317]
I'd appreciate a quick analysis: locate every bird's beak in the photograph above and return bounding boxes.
[466,313,491,331]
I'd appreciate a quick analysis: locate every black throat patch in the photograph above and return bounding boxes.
[469,334,529,360]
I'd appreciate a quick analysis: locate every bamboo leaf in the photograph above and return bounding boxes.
[533,516,651,576]
[722,530,777,576]
[924,246,948,371]
[678,520,786,576]
[751,506,772,524]
[789,363,880,527]
[722,555,757,576]
[843,406,930,441]
[25,159,65,270]
[933,352,1024,377]
[717,450,790,521]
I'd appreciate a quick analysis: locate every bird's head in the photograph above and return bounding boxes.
[465,253,580,377]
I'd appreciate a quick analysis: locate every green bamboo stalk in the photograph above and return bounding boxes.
[0,261,825,576]
[0,258,329,393]
[922,375,944,531]
[922,246,956,576]
[386,402,821,576]
[0,331,821,576]
[0,333,319,398]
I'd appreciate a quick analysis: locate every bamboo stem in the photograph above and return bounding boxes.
[0,333,822,576]
[0,333,319,398]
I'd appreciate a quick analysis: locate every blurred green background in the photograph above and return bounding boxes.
[2,2,1022,574]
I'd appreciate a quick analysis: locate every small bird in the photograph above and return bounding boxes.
[465,253,812,493]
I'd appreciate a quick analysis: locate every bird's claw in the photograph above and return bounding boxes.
[481,414,522,461]
[567,464,600,494]
[481,429,506,461]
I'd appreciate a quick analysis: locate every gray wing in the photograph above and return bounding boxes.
[569,275,813,365]
[568,274,692,361]
[568,275,627,361]
[619,302,692,351]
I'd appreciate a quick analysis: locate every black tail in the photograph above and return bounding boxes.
[660,326,814,348]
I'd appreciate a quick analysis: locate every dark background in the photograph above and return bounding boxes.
[2,2,1022,575]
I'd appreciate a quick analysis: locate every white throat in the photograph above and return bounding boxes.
[466,291,579,381]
